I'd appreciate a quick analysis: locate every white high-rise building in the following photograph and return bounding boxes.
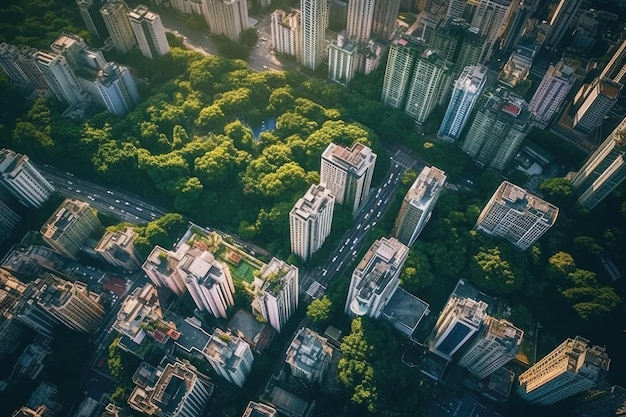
[300,0,328,70]
[403,48,450,124]
[345,237,409,318]
[475,181,559,251]
[320,142,377,215]
[112,283,163,344]
[457,316,523,380]
[392,166,446,247]
[203,328,254,387]
[35,51,87,105]
[528,61,575,128]
[202,0,249,43]
[128,5,170,59]
[346,0,375,43]
[0,149,54,208]
[438,65,488,141]
[271,9,301,60]
[371,0,401,40]
[289,183,335,261]
[430,296,488,361]
[470,0,515,62]
[100,1,137,53]
[251,258,298,333]
[328,33,358,86]
[517,336,610,405]
[92,62,140,116]
[142,244,189,296]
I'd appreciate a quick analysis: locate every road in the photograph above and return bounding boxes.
[37,164,167,224]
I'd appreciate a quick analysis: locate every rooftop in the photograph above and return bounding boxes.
[381,288,430,338]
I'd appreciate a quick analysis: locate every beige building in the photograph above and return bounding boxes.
[95,227,142,271]
[251,258,299,333]
[202,0,249,43]
[100,1,137,53]
[271,9,301,60]
[203,328,254,387]
[113,283,163,345]
[289,183,335,261]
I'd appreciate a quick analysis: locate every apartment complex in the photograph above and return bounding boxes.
[346,0,375,42]
[100,1,137,53]
[300,0,328,70]
[270,9,301,60]
[328,34,358,86]
[129,4,170,59]
[371,0,401,40]
[571,78,622,134]
[0,149,54,208]
[545,0,583,48]
[76,0,110,41]
[528,61,576,128]
[251,258,299,333]
[143,244,188,296]
[35,51,87,105]
[289,183,335,261]
[392,166,446,247]
[285,327,333,383]
[204,328,254,387]
[202,0,249,43]
[113,283,163,345]
[95,227,142,271]
[320,142,376,215]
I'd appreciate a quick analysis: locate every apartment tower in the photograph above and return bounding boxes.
[202,0,249,43]
[95,227,142,271]
[128,5,170,59]
[300,0,328,70]
[289,183,335,261]
[270,9,301,60]
[571,78,622,134]
[100,1,137,53]
[528,61,575,128]
[251,258,299,333]
[203,328,254,387]
[371,0,401,40]
[598,39,626,85]
[76,0,110,41]
[285,327,333,383]
[346,0,375,42]
[544,0,583,48]
[35,51,86,105]
[328,34,358,85]
[517,336,610,405]
[0,149,55,208]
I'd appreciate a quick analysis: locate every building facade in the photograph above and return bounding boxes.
[328,34,358,86]
[475,181,559,250]
[0,269,27,358]
[251,258,299,333]
[142,244,188,296]
[202,0,249,43]
[271,9,301,60]
[95,227,142,271]
[100,1,137,53]
[128,5,170,59]
[77,0,110,41]
[0,149,54,208]
[289,183,335,261]
[204,328,254,387]
[346,0,375,43]
[300,0,328,70]
[544,0,583,48]
[371,0,401,40]
[528,60,575,128]
[571,78,622,134]
[35,51,87,105]
[285,327,333,383]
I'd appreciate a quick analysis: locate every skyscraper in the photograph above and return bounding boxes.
[328,33,358,85]
[598,39,626,85]
[371,0,401,40]
[320,142,377,215]
[0,43,31,86]
[475,181,559,250]
[271,9,301,60]
[100,1,137,53]
[438,65,488,141]
[142,244,188,296]
[544,0,583,48]
[346,0,375,43]
[457,316,523,379]
[571,116,626,210]
[571,78,622,134]
[285,327,333,383]
[430,18,484,77]
[528,60,575,128]
[112,283,163,344]
[35,51,87,106]
[202,0,249,43]
[0,148,55,208]
[289,183,335,261]
[0,199,20,243]
[517,336,610,405]
[76,0,110,41]
[345,237,409,318]
[430,296,488,360]
[470,0,516,62]
[93,62,140,116]
[575,384,626,417]
[381,39,419,109]
[461,88,531,170]
[251,258,299,333]
[95,227,142,271]
[301,0,328,70]
[392,166,446,247]
[204,328,254,387]
[128,5,170,59]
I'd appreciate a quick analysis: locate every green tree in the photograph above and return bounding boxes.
[240,27,259,47]
[469,246,524,295]
[306,296,332,324]
[539,177,575,207]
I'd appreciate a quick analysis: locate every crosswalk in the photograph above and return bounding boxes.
[306,281,326,299]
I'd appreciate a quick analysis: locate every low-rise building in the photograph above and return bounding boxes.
[285,327,333,383]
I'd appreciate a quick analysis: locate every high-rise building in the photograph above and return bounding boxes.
[328,0,348,32]
[461,88,531,170]
[50,33,88,70]
[470,0,516,62]
[346,0,375,43]
[180,247,235,319]
[544,0,583,48]
[0,149,54,208]
[289,183,335,261]
[457,316,523,379]
[95,227,142,271]
[202,0,249,43]
[128,5,170,59]
[40,199,104,260]
[500,0,536,54]
[392,166,446,247]
[571,117,626,210]
[203,328,254,387]
[76,0,110,41]
[285,327,333,383]
[430,296,488,360]
[381,39,419,109]
[0,43,32,86]
[300,0,328,70]
[35,51,87,105]
[598,39,626,85]
[328,33,358,86]
[251,258,298,333]
[0,269,27,358]
[517,336,610,405]
[438,65,488,141]
[0,200,19,243]
[575,384,626,417]
[242,402,277,417]
[270,9,301,60]
[345,237,409,318]
[113,283,163,344]
[430,18,484,77]
[320,142,377,215]
[498,43,537,87]
[571,78,622,134]
[92,62,140,116]
[475,181,559,250]
[528,60,575,128]
[100,1,137,53]
[142,244,188,296]
[371,0,401,40]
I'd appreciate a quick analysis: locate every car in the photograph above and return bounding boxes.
[125,201,130,206]
[87,196,95,201]
[376,211,381,218]
[332,256,337,262]
[106,190,113,194]
[352,251,357,256]
[115,199,120,203]
[395,164,399,168]
[345,238,350,245]
[136,207,143,211]
[150,213,157,218]
[364,213,369,220]
[372,221,377,226]
[353,238,358,244]
[75,189,81,193]
[356,223,362,230]
[109,206,115,210]
[364,225,370,231]
[322,269,328,277]
[377,200,382,206]
[339,246,344,253]
[262,65,268,69]
[67,181,73,185]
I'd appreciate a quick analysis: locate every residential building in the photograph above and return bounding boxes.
[499,0,536,54]
[371,0,401,40]
[180,246,235,318]
[328,33,358,86]
[142,244,188,296]
[202,0,249,43]
[571,78,622,134]
[345,237,409,318]
[95,227,142,271]
[100,1,137,53]
[112,283,163,344]
[76,0,110,41]
[381,39,420,109]
[498,43,537,88]
[571,10,598,51]
[203,328,254,387]
[289,183,335,261]
[575,384,626,417]
[300,0,328,70]
[40,199,104,260]
[35,51,87,106]
[461,88,531,170]
[571,116,626,210]
[0,269,27,358]
[285,327,333,383]
[0,43,34,86]
[392,166,446,247]
[128,5,170,59]
[438,65,488,142]
[517,336,610,405]
[128,359,214,417]
[0,149,54,208]
[271,9,301,60]
[251,258,299,333]
[430,296,488,360]
[320,142,377,215]
[470,0,516,62]
[346,0,375,43]
[598,39,626,85]
[457,316,523,379]
[13,279,62,339]
[328,0,348,32]
[430,18,485,77]
[528,60,575,128]
[242,402,277,417]
[475,181,559,250]
[544,0,583,48]
[50,32,88,69]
